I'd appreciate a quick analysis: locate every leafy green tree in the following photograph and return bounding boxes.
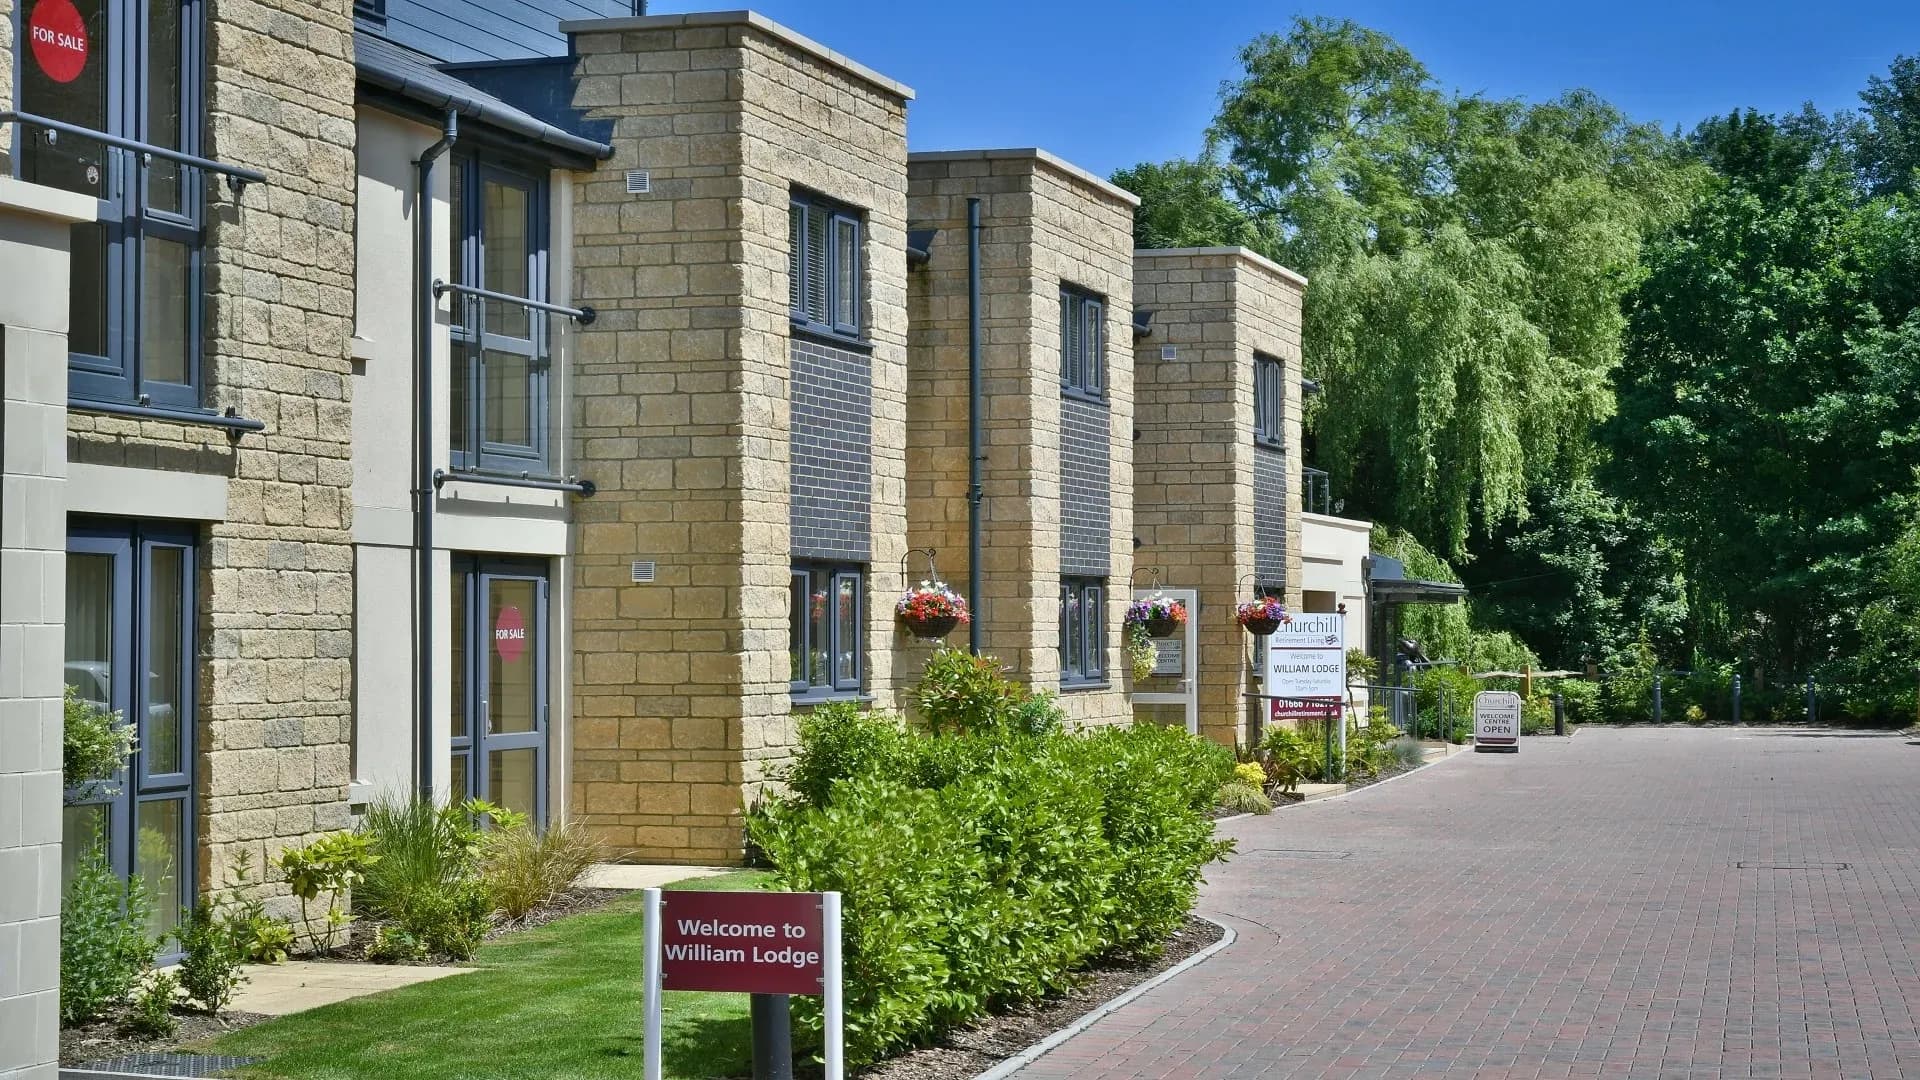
[1111,158,1275,252]
[1206,18,1700,554]
[1857,55,1920,197]
[1607,131,1920,679]
[1464,480,1688,669]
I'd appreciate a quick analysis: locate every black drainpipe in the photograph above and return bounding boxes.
[966,197,983,656]
[415,111,457,796]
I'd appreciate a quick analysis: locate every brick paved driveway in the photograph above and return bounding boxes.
[1016,728,1920,1079]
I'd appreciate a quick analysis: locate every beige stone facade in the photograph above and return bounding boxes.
[1133,248,1305,747]
[906,150,1138,726]
[564,12,912,862]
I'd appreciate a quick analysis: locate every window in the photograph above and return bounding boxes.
[1254,352,1284,448]
[63,520,197,951]
[789,194,862,338]
[449,155,551,475]
[1059,577,1105,686]
[17,0,205,407]
[790,562,863,696]
[1060,287,1105,397]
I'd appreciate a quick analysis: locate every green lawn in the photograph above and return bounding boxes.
[201,872,772,1080]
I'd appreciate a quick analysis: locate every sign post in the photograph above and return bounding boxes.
[1472,690,1521,752]
[1264,612,1346,758]
[642,888,844,1080]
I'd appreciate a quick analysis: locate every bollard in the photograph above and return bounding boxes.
[751,994,793,1080]
[1553,692,1566,736]
[1806,675,1817,725]
[1732,674,1742,726]
[1653,673,1663,725]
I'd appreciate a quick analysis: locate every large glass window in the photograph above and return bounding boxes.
[63,520,197,948]
[1061,287,1105,397]
[790,562,863,697]
[1254,352,1284,448]
[449,157,550,475]
[17,0,205,407]
[789,193,862,338]
[450,558,549,823]
[1060,577,1106,686]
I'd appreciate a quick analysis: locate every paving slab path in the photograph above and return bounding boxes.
[1014,727,1920,1079]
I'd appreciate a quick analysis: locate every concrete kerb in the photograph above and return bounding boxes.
[969,916,1238,1080]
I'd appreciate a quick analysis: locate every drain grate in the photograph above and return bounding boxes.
[1736,861,1850,871]
[1244,849,1353,860]
[69,1052,261,1078]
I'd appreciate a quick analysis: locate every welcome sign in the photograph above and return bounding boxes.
[1264,611,1347,699]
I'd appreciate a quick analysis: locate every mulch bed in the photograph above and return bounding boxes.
[60,1006,272,1067]
[855,915,1225,1080]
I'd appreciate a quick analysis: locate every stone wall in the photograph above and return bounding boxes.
[905,150,1136,726]
[1133,248,1305,747]
[55,0,360,908]
[565,12,910,863]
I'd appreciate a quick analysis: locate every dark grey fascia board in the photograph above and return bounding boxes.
[355,56,611,164]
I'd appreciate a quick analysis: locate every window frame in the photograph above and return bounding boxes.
[448,153,552,477]
[790,561,864,699]
[1254,352,1285,449]
[1060,286,1105,400]
[1059,576,1106,687]
[63,519,198,957]
[789,192,863,341]
[16,0,208,409]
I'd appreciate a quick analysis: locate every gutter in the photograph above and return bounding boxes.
[356,62,612,163]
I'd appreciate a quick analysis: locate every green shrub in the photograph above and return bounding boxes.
[1005,692,1066,737]
[749,717,1232,1067]
[1556,678,1602,725]
[482,821,604,920]
[356,795,515,959]
[1391,737,1425,769]
[127,971,179,1038]
[366,925,429,964]
[1520,695,1554,735]
[63,686,136,796]
[1216,780,1272,814]
[174,895,246,1015]
[61,845,157,1025]
[910,648,1029,735]
[786,702,911,807]
[1232,761,1266,787]
[276,831,378,956]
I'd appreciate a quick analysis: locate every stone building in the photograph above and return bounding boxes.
[561,11,914,863]
[905,150,1138,726]
[1132,247,1306,748]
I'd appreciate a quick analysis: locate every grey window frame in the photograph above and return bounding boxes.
[1254,352,1284,449]
[63,519,197,960]
[791,561,863,699]
[15,0,207,410]
[448,154,552,477]
[449,555,550,824]
[1059,576,1105,687]
[789,192,863,341]
[1060,286,1105,399]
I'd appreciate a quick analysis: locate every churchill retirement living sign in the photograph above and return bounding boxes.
[1266,611,1346,721]
[641,888,845,1079]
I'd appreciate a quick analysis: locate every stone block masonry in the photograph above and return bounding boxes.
[1133,248,1305,748]
[565,12,911,863]
[905,149,1137,728]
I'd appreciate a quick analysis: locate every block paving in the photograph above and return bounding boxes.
[1012,728,1920,1078]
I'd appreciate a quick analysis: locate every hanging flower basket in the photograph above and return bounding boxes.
[1235,597,1292,637]
[1125,597,1188,639]
[897,580,969,640]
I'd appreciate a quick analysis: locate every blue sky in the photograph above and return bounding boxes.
[649,1,1920,178]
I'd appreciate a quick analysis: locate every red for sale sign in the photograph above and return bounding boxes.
[659,891,825,994]
[28,0,89,84]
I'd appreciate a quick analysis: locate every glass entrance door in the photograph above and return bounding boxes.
[450,559,548,821]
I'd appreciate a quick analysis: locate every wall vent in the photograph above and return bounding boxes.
[631,560,657,583]
[1160,344,1178,361]
[625,169,652,194]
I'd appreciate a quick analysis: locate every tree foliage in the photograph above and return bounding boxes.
[1195,18,1703,553]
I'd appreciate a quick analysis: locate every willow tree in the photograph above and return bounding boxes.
[1189,18,1702,555]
